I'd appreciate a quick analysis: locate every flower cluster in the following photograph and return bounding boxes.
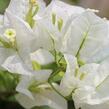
[0,0,109,109]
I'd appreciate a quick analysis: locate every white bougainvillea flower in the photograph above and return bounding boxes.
[33,0,85,50]
[0,11,37,71]
[15,75,67,109]
[2,47,67,108]
[62,10,109,64]
[4,0,47,51]
[2,47,54,74]
[1,1,109,109]
[57,54,109,109]
[58,54,99,97]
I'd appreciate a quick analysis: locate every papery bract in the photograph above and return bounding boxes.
[62,10,109,64]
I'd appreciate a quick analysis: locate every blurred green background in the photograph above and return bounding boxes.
[0,0,10,14]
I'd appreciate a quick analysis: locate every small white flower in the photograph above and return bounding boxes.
[4,28,16,42]
[0,10,36,71]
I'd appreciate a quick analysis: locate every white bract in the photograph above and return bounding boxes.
[62,10,109,65]
[0,11,35,71]
[3,47,67,109]
[33,0,85,50]
[16,75,67,109]
[58,54,109,109]
[6,0,46,27]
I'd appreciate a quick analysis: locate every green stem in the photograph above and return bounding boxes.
[76,28,90,62]
[48,80,66,100]
[48,68,67,100]
[68,100,75,109]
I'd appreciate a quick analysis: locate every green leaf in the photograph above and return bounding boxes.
[0,0,10,14]
[0,71,18,91]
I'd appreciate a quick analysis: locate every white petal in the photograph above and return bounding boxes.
[62,11,108,63]
[30,49,54,65]
[79,63,99,86]
[16,90,67,109]
[74,60,109,105]
[34,0,84,51]
[59,54,78,96]
[2,54,32,75]
[33,20,54,50]
[16,76,33,99]
[37,0,46,15]
[6,0,29,18]
[90,76,109,104]
[35,90,67,109]
[16,93,36,109]
[16,69,52,98]
[44,0,84,23]
[73,87,94,109]
[0,47,14,70]
[85,40,109,63]
[33,70,52,82]
[7,0,46,19]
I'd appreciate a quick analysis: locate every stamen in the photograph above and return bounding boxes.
[80,73,86,80]
[26,0,39,28]
[58,18,63,31]
[52,13,56,25]
[74,67,79,77]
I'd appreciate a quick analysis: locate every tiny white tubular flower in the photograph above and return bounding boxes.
[33,0,85,50]
[57,54,109,109]
[4,28,16,43]
[62,10,109,64]
[16,75,67,109]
